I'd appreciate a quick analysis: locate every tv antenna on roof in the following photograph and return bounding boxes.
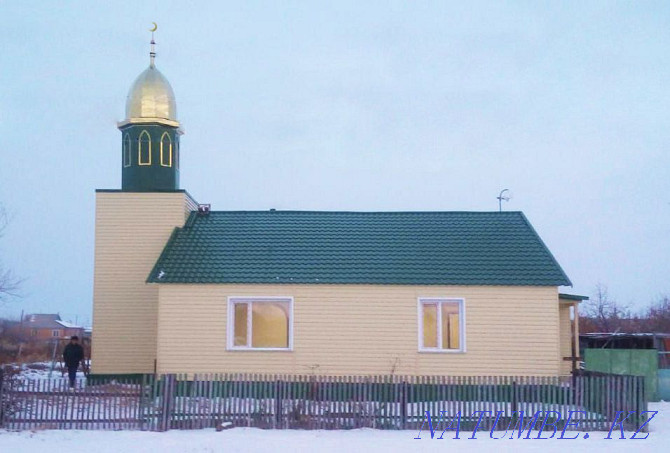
[497,189,511,212]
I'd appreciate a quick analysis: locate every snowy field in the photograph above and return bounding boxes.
[0,402,665,453]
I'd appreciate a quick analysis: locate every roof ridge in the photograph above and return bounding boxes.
[201,210,525,215]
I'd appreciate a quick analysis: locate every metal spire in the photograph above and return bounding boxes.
[497,189,510,212]
[149,22,158,67]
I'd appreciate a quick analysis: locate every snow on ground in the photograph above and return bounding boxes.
[9,362,86,381]
[0,402,666,453]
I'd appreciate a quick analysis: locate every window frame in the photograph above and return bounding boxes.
[226,296,294,351]
[123,134,132,167]
[417,297,466,353]
[160,132,172,167]
[175,137,179,170]
[138,130,152,166]
[52,330,61,337]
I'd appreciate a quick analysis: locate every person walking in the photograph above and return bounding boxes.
[62,336,84,388]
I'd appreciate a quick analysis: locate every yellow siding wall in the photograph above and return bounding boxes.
[92,191,194,373]
[157,284,561,376]
[558,302,573,375]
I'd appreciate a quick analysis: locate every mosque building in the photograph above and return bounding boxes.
[91,33,585,377]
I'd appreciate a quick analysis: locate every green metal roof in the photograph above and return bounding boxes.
[147,211,571,286]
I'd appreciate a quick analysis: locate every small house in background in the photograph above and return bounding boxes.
[8,314,85,342]
[83,327,93,340]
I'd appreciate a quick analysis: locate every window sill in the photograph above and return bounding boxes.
[418,348,466,354]
[227,347,293,352]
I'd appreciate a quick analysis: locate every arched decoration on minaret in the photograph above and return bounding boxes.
[160,132,172,167]
[123,134,132,167]
[138,130,152,166]
[175,136,179,170]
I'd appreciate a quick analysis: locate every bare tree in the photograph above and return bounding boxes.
[0,205,21,303]
[646,295,670,333]
[581,283,631,333]
[580,285,670,334]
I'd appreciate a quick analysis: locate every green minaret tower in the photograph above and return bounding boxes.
[118,33,181,191]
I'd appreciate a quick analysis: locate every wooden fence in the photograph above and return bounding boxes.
[0,371,648,433]
[0,373,155,430]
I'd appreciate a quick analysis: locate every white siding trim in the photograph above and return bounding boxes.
[417,297,466,353]
[226,296,294,352]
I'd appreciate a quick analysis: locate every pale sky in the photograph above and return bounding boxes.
[1,1,669,325]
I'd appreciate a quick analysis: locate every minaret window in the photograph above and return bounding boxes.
[160,132,172,167]
[175,137,179,170]
[138,130,152,166]
[123,134,132,167]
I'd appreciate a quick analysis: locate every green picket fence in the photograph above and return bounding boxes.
[0,371,648,432]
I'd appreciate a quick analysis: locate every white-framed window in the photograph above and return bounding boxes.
[52,330,60,337]
[227,297,293,351]
[418,298,466,352]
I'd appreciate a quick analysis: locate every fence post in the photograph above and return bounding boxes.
[158,375,167,432]
[0,367,4,428]
[400,380,407,430]
[158,374,176,432]
[139,373,152,431]
[275,378,283,428]
[138,374,145,431]
[638,376,647,432]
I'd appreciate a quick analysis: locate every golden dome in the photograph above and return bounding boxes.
[124,62,178,125]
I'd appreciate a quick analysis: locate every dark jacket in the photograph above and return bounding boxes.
[63,343,84,368]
